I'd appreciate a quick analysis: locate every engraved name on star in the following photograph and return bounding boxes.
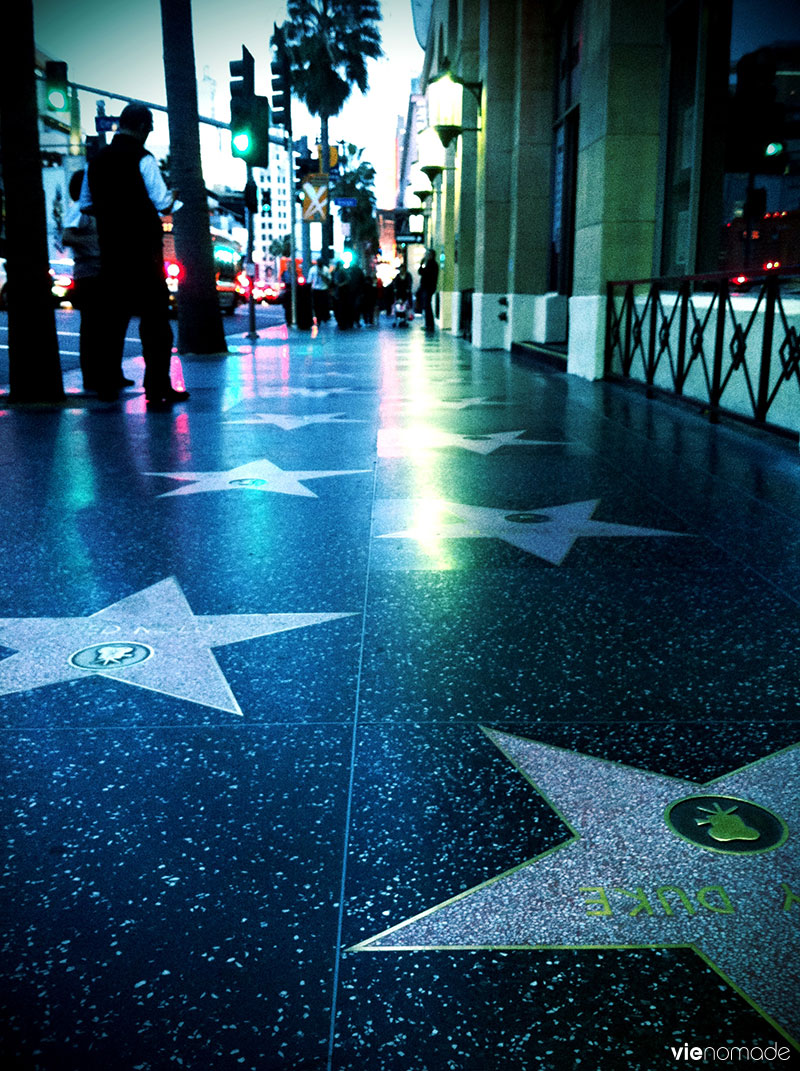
[145,458,370,498]
[224,413,365,430]
[0,577,353,714]
[377,428,571,458]
[354,731,800,1049]
[378,498,690,564]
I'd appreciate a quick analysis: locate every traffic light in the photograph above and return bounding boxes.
[730,49,787,175]
[294,143,313,188]
[45,61,69,112]
[228,46,269,169]
[271,24,291,131]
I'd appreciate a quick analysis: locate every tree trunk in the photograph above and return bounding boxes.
[159,0,227,355]
[0,0,64,402]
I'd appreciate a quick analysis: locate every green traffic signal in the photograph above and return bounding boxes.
[765,141,784,157]
[229,96,268,168]
[233,131,251,153]
[228,46,268,168]
[45,61,68,113]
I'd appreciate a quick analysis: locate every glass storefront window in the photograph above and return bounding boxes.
[662,0,800,277]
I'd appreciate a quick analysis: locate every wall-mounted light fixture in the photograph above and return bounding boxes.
[427,61,482,149]
[417,127,447,182]
[409,165,434,204]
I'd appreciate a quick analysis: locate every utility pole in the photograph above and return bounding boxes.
[0,0,64,401]
[160,0,227,355]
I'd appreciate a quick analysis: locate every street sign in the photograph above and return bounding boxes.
[334,197,357,207]
[396,233,425,245]
[302,178,328,221]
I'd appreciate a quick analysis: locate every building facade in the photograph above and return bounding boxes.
[407,0,800,379]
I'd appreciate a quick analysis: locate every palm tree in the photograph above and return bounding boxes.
[275,0,383,257]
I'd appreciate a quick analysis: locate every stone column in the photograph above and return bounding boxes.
[453,87,479,335]
[472,0,517,349]
[438,142,459,331]
[567,0,665,378]
[505,0,557,349]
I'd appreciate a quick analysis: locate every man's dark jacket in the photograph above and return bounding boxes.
[88,133,164,279]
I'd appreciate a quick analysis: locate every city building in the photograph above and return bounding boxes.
[404,0,800,397]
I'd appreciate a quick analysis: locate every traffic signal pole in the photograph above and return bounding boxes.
[245,168,257,340]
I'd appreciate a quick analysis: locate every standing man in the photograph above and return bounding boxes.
[82,103,189,408]
[418,248,439,333]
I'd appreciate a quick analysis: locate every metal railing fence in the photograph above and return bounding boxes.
[605,268,800,435]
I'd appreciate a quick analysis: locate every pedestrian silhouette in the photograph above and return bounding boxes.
[418,248,439,333]
[82,103,189,408]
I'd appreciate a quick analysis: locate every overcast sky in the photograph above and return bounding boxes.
[32,0,424,205]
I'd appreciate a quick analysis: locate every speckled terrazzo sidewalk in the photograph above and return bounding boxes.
[0,317,798,1070]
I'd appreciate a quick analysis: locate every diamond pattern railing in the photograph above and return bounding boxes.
[605,269,800,435]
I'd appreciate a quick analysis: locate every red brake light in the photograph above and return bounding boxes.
[166,261,182,279]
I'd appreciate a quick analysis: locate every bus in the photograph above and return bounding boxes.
[161,217,249,315]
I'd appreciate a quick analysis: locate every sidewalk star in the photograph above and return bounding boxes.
[353,731,800,1049]
[0,577,353,714]
[224,413,364,430]
[378,498,690,564]
[379,396,508,412]
[377,428,570,458]
[146,458,370,498]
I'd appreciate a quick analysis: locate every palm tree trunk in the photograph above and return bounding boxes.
[0,0,64,401]
[159,0,227,355]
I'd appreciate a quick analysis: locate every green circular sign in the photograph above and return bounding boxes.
[665,794,788,855]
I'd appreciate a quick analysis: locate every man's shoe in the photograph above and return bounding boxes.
[119,376,135,387]
[145,397,172,411]
[96,391,119,403]
[163,388,190,403]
